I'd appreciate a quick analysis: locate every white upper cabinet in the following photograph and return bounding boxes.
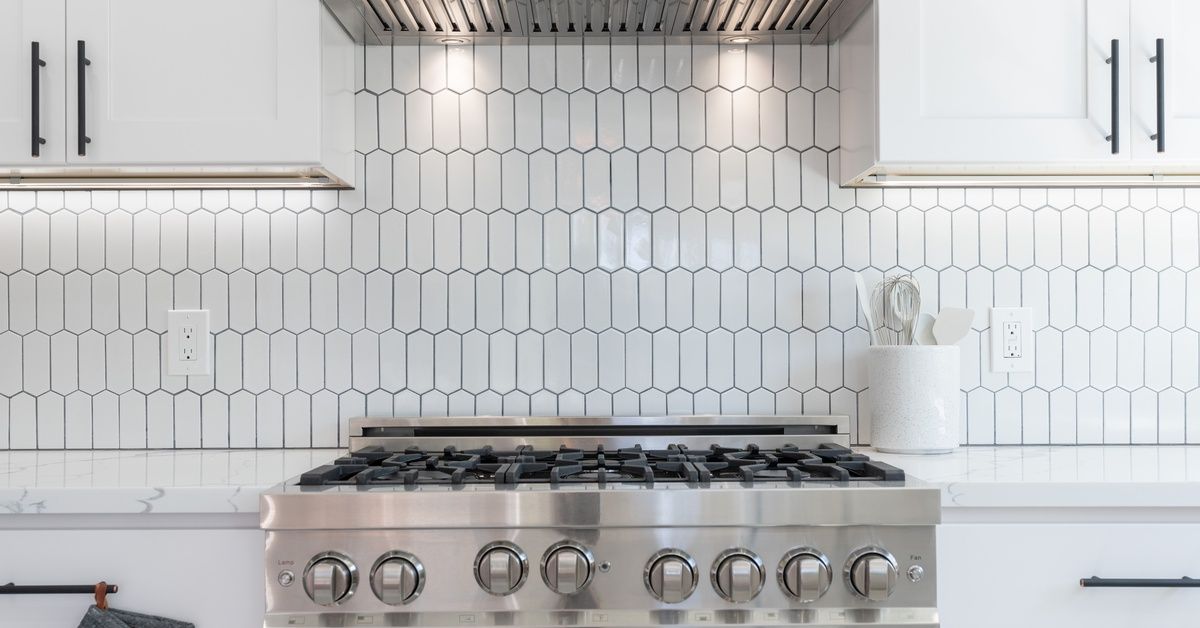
[1131,0,1200,163]
[66,0,321,166]
[877,0,1128,165]
[840,0,1200,186]
[0,0,66,166]
[0,0,354,188]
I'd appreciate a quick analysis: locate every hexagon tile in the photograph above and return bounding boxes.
[1,41,1198,449]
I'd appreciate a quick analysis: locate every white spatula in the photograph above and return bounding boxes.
[912,312,936,345]
[932,307,974,346]
[854,272,880,345]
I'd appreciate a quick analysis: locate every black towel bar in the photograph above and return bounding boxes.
[1081,576,1199,588]
[0,583,118,595]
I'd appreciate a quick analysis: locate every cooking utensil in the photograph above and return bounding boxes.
[912,313,936,345]
[868,274,922,345]
[870,281,896,346]
[931,307,974,346]
[888,275,921,345]
[854,273,880,345]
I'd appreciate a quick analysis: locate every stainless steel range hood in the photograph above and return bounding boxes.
[324,0,868,43]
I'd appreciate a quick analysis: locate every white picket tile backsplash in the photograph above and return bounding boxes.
[0,40,1198,448]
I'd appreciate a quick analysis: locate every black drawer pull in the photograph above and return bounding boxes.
[1150,38,1165,153]
[1081,576,1199,588]
[77,40,91,156]
[31,41,46,157]
[1105,39,1118,154]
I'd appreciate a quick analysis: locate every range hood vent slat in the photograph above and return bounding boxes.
[770,0,806,31]
[791,0,828,31]
[382,0,421,30]
[365,0,400,30]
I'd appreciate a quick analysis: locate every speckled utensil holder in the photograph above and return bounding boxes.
[868,346,961,454]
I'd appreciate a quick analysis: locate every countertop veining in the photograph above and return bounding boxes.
[0,449,340,515]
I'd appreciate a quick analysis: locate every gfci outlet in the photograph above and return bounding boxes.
[990,307,1034,373]
[167,310,211,376]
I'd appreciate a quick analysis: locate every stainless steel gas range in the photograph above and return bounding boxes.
[260,416,940,627]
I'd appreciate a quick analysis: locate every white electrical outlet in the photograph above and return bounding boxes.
[990,307,1033,373]
[167,310,210,376]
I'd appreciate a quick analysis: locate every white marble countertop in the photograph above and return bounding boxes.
[869,445,1200,511]
[0,449,341,515]
[3,446,1200,517]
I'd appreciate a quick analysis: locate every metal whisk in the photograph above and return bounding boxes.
[869,274,922,345]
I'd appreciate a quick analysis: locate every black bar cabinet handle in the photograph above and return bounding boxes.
[31,41,46,157]
[1105,39,1119,154]
[1081,576,1200,588]
[77,40,91,156]
[0,583,118,595]
[1151,37,1165,153]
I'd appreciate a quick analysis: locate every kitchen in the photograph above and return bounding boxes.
[1,0,1198,626]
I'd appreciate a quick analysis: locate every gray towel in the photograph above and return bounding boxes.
[77,605,195,628]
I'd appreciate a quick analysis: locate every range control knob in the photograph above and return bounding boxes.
[541,542,595,595]
[847,548,898,601]
[303,553,356,606]
[475,542,528,596]
[778,549,832,603]
[711,549,765,603]
[370,552,424,605]
[644,550,698,603]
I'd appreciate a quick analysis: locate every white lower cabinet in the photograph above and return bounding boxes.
[0,527,263,627]
[939,523,1200,628]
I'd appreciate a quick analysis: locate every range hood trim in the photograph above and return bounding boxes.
[323,0,868,43]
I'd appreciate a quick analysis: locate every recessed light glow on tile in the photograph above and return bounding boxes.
[725,36,755,44]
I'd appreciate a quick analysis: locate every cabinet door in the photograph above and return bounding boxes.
[878,0,1130,166]
[66,0,320,166]
[939,523,1200,628]
[0,0,66,166]
[1131,1,1200,162]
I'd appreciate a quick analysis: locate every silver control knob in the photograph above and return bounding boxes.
[303,553,356,606]
[474,542,528,596]
[541,543,595,595]
[644,550,698,603]
[370,552,424,605]
[907,564,925,583]
[847,549,898,601]
[779,549,832,603]
[711,549,765,603]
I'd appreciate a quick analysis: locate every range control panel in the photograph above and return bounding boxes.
[265,526,937,627]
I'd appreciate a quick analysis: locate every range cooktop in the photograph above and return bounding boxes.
[297,442,905,487]
[263,417,940,628]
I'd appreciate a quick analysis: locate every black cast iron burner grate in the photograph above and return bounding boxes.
[297,443,904,487]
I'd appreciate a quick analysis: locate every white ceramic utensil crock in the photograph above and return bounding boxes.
[868,345,961,454]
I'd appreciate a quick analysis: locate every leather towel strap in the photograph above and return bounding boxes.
[93,582,108,610]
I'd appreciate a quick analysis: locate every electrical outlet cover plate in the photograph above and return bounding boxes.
[166,310,211,376]
[990,307,1033,373]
